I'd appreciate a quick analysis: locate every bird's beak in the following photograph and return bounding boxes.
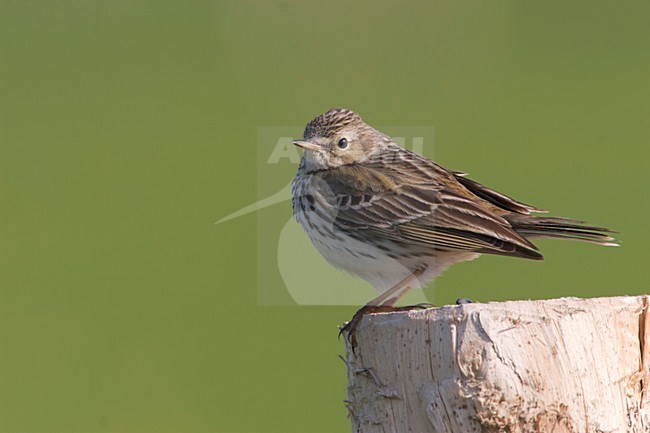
[292,140,321,152]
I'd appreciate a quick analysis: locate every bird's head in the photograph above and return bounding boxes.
[293,108,390,170]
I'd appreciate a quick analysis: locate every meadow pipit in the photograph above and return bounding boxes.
[291,108,617,342]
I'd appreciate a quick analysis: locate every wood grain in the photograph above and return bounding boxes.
[345,296,650,433]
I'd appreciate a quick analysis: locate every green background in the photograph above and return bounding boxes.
[1,1,649,432]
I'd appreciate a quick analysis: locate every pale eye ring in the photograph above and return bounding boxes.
[337,137,348,149]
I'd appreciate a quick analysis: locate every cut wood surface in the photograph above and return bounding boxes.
[344,296,650,433]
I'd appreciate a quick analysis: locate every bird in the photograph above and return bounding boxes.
[291,108,617,343]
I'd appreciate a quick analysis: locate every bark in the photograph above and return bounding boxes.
[344,296,650,433]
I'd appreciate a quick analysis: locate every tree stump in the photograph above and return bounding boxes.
[344,296,650,433]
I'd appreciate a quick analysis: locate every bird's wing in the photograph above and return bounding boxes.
[452,171,547,215]
[320,163,542,260]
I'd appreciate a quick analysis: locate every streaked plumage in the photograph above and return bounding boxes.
[291,108,617,305]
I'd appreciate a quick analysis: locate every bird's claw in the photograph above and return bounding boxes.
[340,303,437,352]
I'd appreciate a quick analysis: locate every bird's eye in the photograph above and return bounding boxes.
[337,138,348,149]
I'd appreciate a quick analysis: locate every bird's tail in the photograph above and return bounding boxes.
[507,215,619,247]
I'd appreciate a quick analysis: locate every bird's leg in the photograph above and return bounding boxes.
[340,268,428,350]
[367,267,425,306]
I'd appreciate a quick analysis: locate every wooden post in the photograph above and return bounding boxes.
[344,296,650,433]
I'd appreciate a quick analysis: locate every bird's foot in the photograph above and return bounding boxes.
[455,298,473,305]
[340,303,435,351]
[339,305,395,349]
[398,302,436,310]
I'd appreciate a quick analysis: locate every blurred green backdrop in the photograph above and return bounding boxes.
[1,1,649,432]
